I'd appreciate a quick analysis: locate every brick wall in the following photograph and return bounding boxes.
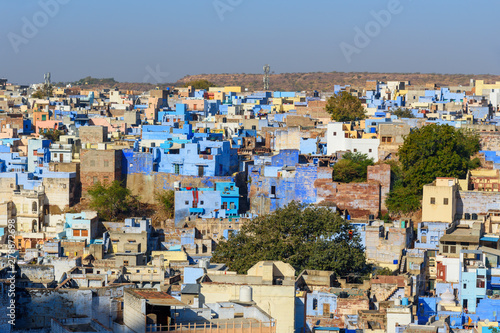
[79,126,108,144]
[80,149,122,194]
[315,179,381,218]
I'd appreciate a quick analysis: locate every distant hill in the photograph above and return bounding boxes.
[55,72,500,92]
[55,76,175,92]
[176,72,500,91]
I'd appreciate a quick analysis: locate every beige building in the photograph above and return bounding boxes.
[422,178,459,223]
[200,261,296,333]
[12,187,45,233]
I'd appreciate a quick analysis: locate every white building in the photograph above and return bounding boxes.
[326,122,380,161]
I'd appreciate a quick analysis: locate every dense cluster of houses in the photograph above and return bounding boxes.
[2,77,500,332]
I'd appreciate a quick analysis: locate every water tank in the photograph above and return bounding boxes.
[240,286,252,303]
[394,298,401,306]
[347,215,351,221]
[402,297,409,306]
[198,259,209,269]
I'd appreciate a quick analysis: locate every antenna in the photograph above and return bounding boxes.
[44,72,51,85]
[263,64,270,90]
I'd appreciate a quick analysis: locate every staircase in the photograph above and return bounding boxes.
[399,255,407,274]
[55,277,74,290]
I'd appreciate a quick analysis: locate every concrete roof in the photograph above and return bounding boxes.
[440,228,480,243]
[127,289,186,306]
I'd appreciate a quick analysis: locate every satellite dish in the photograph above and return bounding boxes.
[451,320,456,326]
[484,319,490,324]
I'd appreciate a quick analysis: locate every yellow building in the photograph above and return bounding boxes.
[475,80,500,96]
[150,250,188,268]
[422,178,458,223]
[200,261,295,333]
[223,86,242,93]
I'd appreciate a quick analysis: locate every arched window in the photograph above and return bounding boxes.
[32,220,37,233]
[32,201,37,213]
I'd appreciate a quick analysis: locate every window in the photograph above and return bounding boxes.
[81,230,89,237]
[333,132,337,136]
[93,176,98,184]
[104,161,109,167]
[42,115,46,121]
[443,198,449,205]
[354,149,357,152]
[443,245,449,253]
[230,202,235,210]
[222,202,228,210]
[450,246,456,254]
[174,164,180,174]
[90,160,95,167]
[369,149,372,153]
[123,261,129,266]
[344,133,349,138]
[313,298,318,310]
[185,201,189,205]
[32,201,37,213]
[271,186,276,195]
[73,229,80,237]
[200,201,204,205]
[430,197,436,205]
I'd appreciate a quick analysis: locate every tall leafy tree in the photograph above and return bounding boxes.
[87,181,139,221]
[392,108,415,118]
[212,202,369,276]
[333,152,374,183]
[32,83,54,99]
[387,124,480,214]
[326,91,366,122]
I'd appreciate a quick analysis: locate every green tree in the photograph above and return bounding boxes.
[212,202,369,276]
[43,129,62,142]
[374,267,393,276]
[325,91,366,122]
[392,108,415,118]
[184,79,215,90]
[32,83,53,99]
[333,152,374,183]
[155,190,175,219]
[386,124,480,214]
[87,181,139,221]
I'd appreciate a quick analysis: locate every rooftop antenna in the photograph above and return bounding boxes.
[263,64,270,91]
[44,72,51,85]
[43,72,52,99]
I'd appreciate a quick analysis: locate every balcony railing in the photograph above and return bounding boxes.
[147,321,276,333]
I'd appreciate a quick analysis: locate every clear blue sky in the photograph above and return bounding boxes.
[1,0,499,84]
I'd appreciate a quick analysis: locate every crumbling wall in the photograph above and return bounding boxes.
[16,288,92,330]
